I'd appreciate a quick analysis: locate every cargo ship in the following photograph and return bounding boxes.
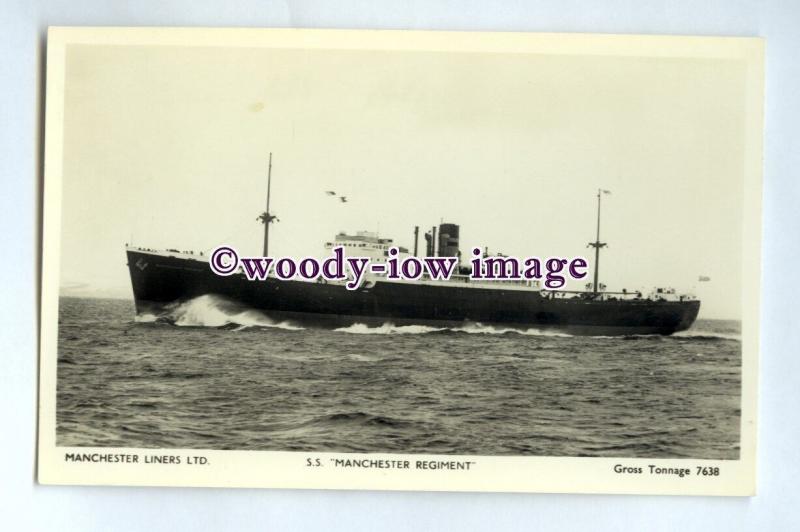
[126,155,700,336]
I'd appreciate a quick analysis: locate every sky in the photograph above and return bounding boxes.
[58,42,749,319]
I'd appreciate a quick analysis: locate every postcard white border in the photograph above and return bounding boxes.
[38,27,764,496]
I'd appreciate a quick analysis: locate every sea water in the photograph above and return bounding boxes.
[56,296,741,458]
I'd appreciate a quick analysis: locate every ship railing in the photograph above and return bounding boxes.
[540,290,696,302]
[126,245,205,257]
[429,273,539,289]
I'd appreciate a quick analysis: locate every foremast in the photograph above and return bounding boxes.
[257,152,279,256]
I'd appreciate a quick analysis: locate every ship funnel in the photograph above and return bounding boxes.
[437,223,460,258]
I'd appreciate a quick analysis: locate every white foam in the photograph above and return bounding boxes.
[333,321,573,337]
[163,295,304,330]
[334,323,446,335]
[452,322,573,337]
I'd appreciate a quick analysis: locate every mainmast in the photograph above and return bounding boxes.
[258,152,278,256]
[587,189,609,294]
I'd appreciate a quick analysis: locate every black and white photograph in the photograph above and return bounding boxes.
[37,27,762,495]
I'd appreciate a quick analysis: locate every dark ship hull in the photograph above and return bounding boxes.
[127,249,700,336]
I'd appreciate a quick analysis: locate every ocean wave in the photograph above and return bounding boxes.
[334,321,573,337]
[137,295,304,331]
[617,330,741,341]
[311,411,412,428]
[673,330,742,341]
[334,323,446,335]
[451,322,572,337]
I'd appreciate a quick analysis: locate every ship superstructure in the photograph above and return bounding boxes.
[325,231,409,263]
